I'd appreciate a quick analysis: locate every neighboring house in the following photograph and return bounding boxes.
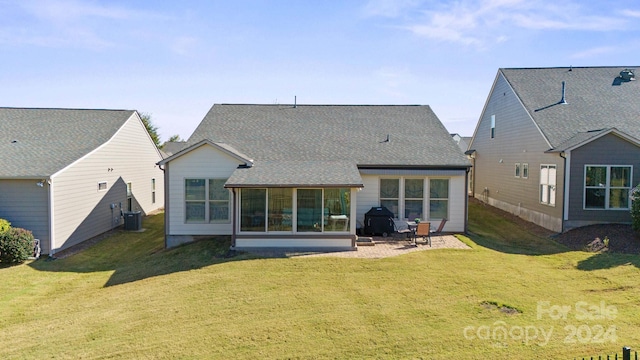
[451,133,471,153]
[451,134,473,194]
[161,141,187,157]
[0,108,165,255]
[468,67,640,232]
[159,104,471,250]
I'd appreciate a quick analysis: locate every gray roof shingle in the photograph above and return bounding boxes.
[187,104,470,167]
[0,108,135,178]
[226,160,363,188]
[500,67,640,150]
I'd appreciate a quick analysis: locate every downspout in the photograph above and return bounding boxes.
[231,188,237,248]
[47,178,54,257]
[559,151,568,233]
[158,163,169,248]
[464,167,470,234]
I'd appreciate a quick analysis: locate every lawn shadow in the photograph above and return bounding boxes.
[28,213,260,287]
[465,231,569,255]
[576,252,640,271]
[467,198,569,255]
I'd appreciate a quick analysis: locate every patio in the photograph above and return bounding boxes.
[245,234,470,259]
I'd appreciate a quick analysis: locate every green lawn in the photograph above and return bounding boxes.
[1,202,639,359]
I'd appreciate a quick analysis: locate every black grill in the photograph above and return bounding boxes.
[364,206,395,237]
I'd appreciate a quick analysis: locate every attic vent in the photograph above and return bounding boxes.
[619,69,635,81]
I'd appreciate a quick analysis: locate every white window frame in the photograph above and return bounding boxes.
[184,178,231,224]
[151,178,156,204]
[583,165,633,210]
[514,163,521,178]
[428,178,450,220]
[522,163,529,179]
[540,164,556,206]
[98,181,107,191]
[404,178,425,221]
[379,178,400,218]
[490,115,495,139]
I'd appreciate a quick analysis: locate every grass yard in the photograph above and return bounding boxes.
[1,201,640,359]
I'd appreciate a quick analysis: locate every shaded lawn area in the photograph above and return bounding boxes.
[1,201,639,359]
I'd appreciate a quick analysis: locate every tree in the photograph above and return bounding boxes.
[140,112,161,147]
[160,134,184,150]
[167,134,183,142]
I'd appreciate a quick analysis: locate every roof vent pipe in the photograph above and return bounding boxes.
[294,96,297,108]
[560,81,568,104]
[620,69,635,81]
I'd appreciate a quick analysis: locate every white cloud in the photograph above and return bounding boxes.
[620,9,640,18]
[569,46,617,59]
[367,0,633,48]
[0,0,166,50]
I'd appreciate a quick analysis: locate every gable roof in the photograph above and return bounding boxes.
[158,139,254,166]
[186,104,470,168]
[499,67,640,151]
[0,108,136,178]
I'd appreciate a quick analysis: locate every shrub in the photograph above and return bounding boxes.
[0,227,35,264]
[0,218,10,233]
[631,184,640,233]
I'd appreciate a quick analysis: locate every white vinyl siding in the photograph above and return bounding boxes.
[166,144,239,236]
[50,113,164,253]
[358,173,466,232]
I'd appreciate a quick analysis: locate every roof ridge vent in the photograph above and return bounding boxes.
[620,69,635,81]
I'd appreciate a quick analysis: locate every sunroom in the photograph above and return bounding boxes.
[225,160,364,250]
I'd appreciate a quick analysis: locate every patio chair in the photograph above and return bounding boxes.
[415,222,431,246]
[429,218,448,244]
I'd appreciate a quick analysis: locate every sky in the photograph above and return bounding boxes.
[1,0,639,141]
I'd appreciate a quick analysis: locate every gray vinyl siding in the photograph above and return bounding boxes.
[566,133,640,228]
[472,73,564,231]
[0,180,50,253]
[50,114,164,253]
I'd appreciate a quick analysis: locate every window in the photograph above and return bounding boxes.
[209,179,230,222]
[490,115,495,139]
[268,188,293,231]
[404,179,423,220]
[540,165,556,206]
[240,189,266,231]
[324,188,350,232]
[297,189,323,232]
[185,179,206,222]
[126,182,133,211]
[98,181,107,191]
[515,163,521,178]
[522,163,529,179]
[151,178,156,204]
[239,188,351,233]
[380,178,399,217]
[584,165,632,209]
[429,179,449,219]
[185,178,230,223]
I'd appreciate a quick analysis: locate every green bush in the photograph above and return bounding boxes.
[0,227,35,264]
[631,184,640,233]
[0,218,10,233]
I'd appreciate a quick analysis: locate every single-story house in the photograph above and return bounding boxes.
[468,67,640,232]
[0,108,165,255]
[159,104,471,250]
